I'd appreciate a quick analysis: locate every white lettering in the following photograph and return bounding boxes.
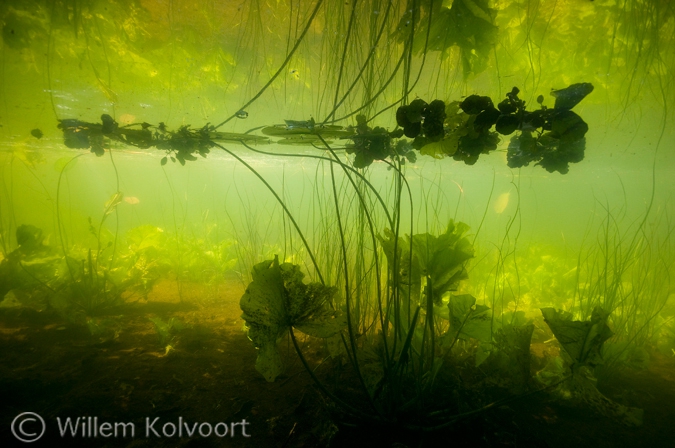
[198,422,212,437]
[115,422,134,438]
[146,417,161,437]
[184,420,198,437]
[214,422,228,437]
[163,422,176,437]
[99,422,112,437]
[56,417,80,437]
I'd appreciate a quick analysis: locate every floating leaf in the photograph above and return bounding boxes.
[550,83,594,111]
[419,136,460,158]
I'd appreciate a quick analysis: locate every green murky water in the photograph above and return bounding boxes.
[1,1,674,447]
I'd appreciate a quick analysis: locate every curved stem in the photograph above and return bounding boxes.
[211,142,325,284]
[239,141,394,230]
[289,327,382,422]
[213,0,325,130]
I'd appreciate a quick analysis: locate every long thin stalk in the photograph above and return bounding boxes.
[212,142,325,284]
[213,0,325,130]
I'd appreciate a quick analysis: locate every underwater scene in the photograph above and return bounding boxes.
[1,0,674,447]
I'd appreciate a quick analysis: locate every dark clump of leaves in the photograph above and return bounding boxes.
[57,83,591,175]
[396,98,446,142]
[346,115,393,169]
[457,84,593,174]
[155,123,215,166]
[57,114,216,165]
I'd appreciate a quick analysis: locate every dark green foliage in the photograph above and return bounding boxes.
[452,121,500,165]
[0,225,61,303]
[551,83,595,111]
[346,115,393,168]
[409,0,498,78]
[495,114,520,135]
[443,293,491,344]
[455,84,593,173]
[396,98,446,141]
[57,114,212,164]
[459,95,493,115]
[240,256,345,381]
[541,307,613,371]
[540,307,644,426]
[396,98,427,138]
[483,323,535,392]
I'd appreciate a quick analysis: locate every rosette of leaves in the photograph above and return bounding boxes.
[58,114,154,156]
[410,221,475,304]
[505,84,592,173]
[58,117,107,156]
[240,256,346,382]
[156,123,215,166]
[454,84,592,173]
[345,115,394,168]
[378,220,475,330]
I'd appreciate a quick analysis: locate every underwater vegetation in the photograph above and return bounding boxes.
[2,0,675,446]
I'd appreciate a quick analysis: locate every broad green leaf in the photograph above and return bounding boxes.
[485,323,535,391]
[240,258,288,382]
[255,343,284,382]
[461,0,493,23]
[461,304,492,342]
[411,220,474,304]
[240,257,345,382]
[475,342,491,367]
[541,306,613,369]
[126,225,166,252]
[419,136,461,158]
[443,294,492,344]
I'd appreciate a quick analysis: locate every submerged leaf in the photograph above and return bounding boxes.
[550,83,594,111]
[103,192,124,216]
[444,294,492,343]
[411,220,474,302]
[240,258,288,381]
[541,307,613,370]
[240,257,344,382]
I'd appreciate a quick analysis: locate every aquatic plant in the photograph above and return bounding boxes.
[50,71,607,431]
[25,0,674,438]
[149,316,188,347]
